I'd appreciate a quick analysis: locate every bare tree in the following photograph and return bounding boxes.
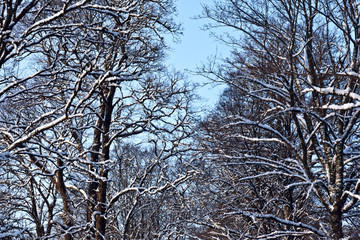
[106,141,196,239]
[197,0,360,239]
[1,0,196,239]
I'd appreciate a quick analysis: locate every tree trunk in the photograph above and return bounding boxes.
[329,203,343,240]
[56,159,73,240]
[95,174,108,240]
[94,86,115,239]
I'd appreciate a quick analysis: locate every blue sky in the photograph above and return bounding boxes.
[166,0,229,110]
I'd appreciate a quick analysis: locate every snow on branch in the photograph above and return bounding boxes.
[303,86,360,110]
[344,191,360,201]
[7,113,83,151]
[224,211,326,237]
[0,228,28,239]
[225,117,296,150]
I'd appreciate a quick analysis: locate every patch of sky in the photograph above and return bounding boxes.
[165,0,230,113]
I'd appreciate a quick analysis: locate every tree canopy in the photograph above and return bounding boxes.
[1,0,360,239]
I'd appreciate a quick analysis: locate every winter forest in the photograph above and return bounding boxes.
[1,0,360,239]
